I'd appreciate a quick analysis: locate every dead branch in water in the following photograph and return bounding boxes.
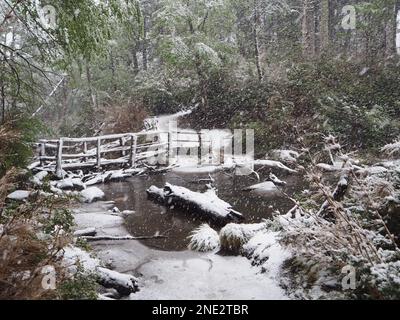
[81,235,168,242]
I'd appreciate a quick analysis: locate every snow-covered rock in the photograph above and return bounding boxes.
[243,181,279,194]
[7,190,31,201]
[80,187,105,203]
[50,186,63,195]
[71,178,86,190]
[63,246,101,273]
[73,212,124,231]
[30,171,48,186]
[270,150,299,163]
[121,210,135,217]
[55,178,75,190]
[188,224,220,252]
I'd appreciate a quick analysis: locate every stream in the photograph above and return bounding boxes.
[89,112,305,299]
[100,169,304,251]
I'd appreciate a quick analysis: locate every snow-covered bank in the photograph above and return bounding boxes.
[132,253,288,300]
[72,197,291,300]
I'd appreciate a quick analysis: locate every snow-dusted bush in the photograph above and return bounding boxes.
[242,230,291,270]
[188,224,220,252]
[276,153,400,299]
[369,261,400,299]
[220,222,267,254]
[382,139,400,157]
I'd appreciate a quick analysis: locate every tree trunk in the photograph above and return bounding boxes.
[396,1,400,55]
[132,44,139,75]
[85,62,97,110]
[1,82,5,124]
[302,0,316,58]
[109,49,117,92]
[188,18,209,110]
[253,0,263,82]
[320,0,330,53]
[142,16,148,71]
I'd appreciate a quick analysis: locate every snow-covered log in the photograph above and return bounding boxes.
[252,159,297,173]
[243,181,279,193]
[82,235,167,242]
[73,227,97,237]
[146,183,244,224]
[96,267,139,296]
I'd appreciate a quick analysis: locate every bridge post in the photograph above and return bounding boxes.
[39,142,46,166]
[120,137,126,157]
[55,138,64,178]
[96,138,101,169]
[166,132,171,166]
[129,135,137,168]
[83,141,88,162]
[198,132,202,166]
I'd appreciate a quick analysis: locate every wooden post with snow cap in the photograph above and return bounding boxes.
[120,137,126,157]
[198,132,202,166]
[129,134,138,168]
[96,138,101,169]
[83,141,88,162]
[166,132,171,166]
[55,138,64,177]
[39,142,46,166]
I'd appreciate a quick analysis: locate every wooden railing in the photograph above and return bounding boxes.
[36,130,236,176]
[37,131,171,176]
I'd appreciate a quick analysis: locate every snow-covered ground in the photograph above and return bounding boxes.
[132,253,287,300]
[73,199,289,300]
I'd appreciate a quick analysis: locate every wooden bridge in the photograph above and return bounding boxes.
[35,129,240,176]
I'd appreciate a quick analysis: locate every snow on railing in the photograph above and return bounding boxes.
[36,131,171,177]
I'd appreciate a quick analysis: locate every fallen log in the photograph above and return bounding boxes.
[96,267,139,296]
[82,235,167,242]
[147,183,244,224]
[73,227,97,237]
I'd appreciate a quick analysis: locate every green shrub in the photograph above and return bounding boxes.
[58,267,99,300]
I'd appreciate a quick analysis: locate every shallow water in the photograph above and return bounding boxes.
[100,168,305,251]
